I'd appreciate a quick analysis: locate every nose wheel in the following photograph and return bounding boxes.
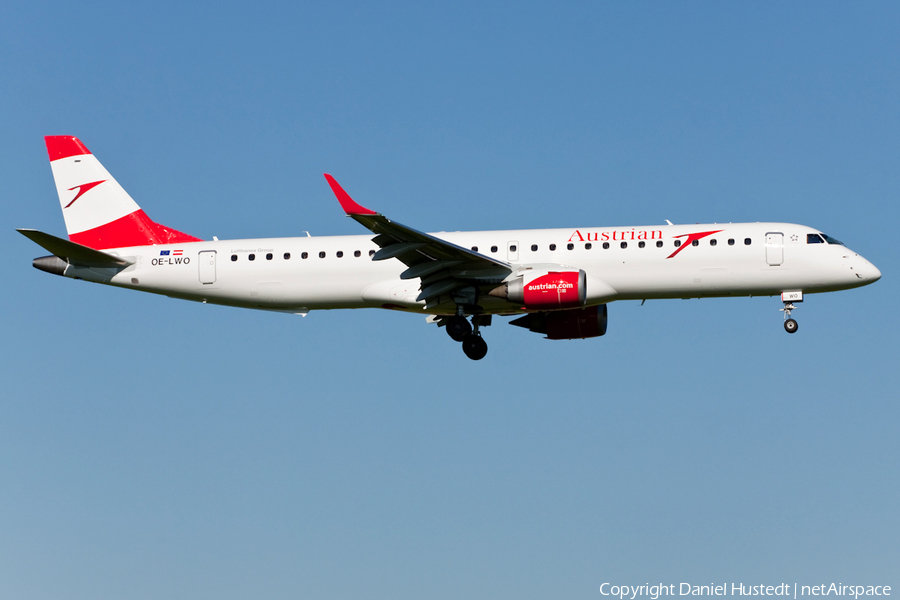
[781,302,799,334]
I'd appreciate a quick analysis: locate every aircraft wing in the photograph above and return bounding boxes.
[324,175,512,306]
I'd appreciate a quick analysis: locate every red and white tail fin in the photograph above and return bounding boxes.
[45,136,201,250]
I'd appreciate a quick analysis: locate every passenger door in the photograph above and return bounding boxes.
[198,250,217,284]
[765,233,783,266]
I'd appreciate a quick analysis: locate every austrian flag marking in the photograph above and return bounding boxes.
[152,250,190,266]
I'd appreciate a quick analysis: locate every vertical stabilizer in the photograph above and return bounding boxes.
[45,136,201,250]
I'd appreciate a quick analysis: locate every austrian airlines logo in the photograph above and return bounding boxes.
[666,229,723,259]
[64,180,106,208]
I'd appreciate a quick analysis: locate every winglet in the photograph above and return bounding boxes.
[324,174,378,216]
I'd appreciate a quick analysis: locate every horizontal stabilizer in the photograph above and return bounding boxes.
[17,229,132,267]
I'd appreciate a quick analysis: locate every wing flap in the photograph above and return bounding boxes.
[400,260,463,280]
[416,279,463,303]
[372,242,428,261]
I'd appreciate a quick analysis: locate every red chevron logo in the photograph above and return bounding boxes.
[666,229,723,259]
[64,180,106,208]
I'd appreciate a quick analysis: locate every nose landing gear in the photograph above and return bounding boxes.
[780,291,802,334]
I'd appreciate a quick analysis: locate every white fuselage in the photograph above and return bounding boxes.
[61,222,880,315]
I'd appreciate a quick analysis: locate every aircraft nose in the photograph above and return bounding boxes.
[859,257,881,282]
[868,263,882,282]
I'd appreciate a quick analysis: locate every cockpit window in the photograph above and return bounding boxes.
[807,234,825,244]
[822,234,844,246]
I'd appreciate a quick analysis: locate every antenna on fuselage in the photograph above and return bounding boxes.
[665,220,673,226]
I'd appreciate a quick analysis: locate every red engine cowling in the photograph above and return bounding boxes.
[509,304,608,340]
[491,270,587,309]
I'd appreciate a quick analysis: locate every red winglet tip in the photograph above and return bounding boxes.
[324,174,378,216]
[45,135,91,161]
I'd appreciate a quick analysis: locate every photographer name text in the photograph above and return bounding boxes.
[600,584,891,600]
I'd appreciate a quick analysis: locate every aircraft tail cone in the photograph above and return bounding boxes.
[33,255,67,276]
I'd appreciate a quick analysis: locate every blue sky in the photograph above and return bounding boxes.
[2,3,898,599]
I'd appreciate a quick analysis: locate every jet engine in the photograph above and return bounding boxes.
[489,269,586,309]
[510,304,608,340]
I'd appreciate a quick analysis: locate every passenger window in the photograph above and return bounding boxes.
[691,240,699,246]
[301,252,308,259]
[336,251,343,258]
[266,253,273,260]
[710,239,717,246]
[248,253,255,261]
[656,241,663,248]
[549,244,557,251]
[231,254,237,261]
[491,246,498,253]
[567,243,574,250]
[744,238,751,245]
[284,252,291,260]
[638,241,645,248]
[603,242,610,249]
[509,245,517,252]
[471,246,478,252]
[807,234,825,244]
[319,251,326,258]
[620,242,627,249]
[369,250,375,257]
[728,239,735,246]
[674,240,681,247]
[585,243,592,250]
[531,244,538,251]
[354,250,361,257]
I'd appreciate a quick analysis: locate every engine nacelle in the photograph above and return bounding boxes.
[510,304,608,340]
[489,269,586,309]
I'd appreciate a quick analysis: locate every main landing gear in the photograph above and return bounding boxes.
[445,315,471,341]
[462,332,488,361]
[445,314,491,360]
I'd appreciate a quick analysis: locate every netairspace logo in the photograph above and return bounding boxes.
[599,584,891,600]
